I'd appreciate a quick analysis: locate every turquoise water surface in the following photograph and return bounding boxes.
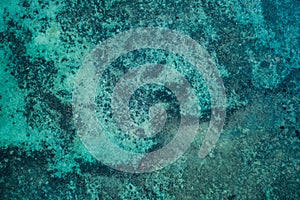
[0,0,299,199]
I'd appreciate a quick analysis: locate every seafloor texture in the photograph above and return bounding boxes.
[0,0,299,199]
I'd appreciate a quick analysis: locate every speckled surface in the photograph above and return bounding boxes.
[0,0,299,199]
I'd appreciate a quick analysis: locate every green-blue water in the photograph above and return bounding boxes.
[0,0,299,199]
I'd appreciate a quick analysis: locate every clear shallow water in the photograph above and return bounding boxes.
[0,0,299,199]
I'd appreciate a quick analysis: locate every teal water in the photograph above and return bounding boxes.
[0,0,299,199]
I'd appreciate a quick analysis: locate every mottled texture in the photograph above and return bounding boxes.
[0,0,299,199]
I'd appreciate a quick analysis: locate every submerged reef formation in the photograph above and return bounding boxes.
[0,0,299,199]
